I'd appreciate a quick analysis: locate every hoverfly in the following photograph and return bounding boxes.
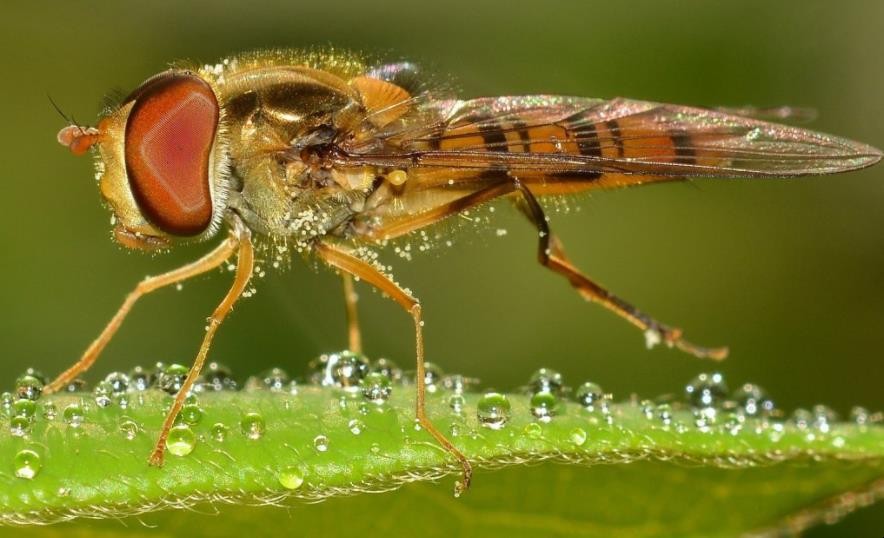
[52,49,882,494]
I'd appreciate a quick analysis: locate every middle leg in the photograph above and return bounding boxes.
[315,241,473,495]
[342,273,363,353]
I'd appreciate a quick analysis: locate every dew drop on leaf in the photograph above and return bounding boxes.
[574,381,605,411]
[361,372,392,404]
[166,424,196,456]
[15,375,43,401]
[477,392,511,430]
[240,412,266,440]
[278,465,305,490]
[569,427,588,446]
[119,419,139,440]
[685,372,728,409]
[13,449,41,480]
[523,422,543,439]
[211,423,229,442]
[158,364,189,395]
[63,403,84,428]
[9,416,30,437]
[530,391,559,423]
[13,399,36,418]
[528,368,564,396]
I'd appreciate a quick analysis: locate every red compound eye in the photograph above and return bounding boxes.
[124,72,219,236]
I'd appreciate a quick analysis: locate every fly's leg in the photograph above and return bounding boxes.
[148,223,254,466]
[315,241,473,495]
[512,180,728,360]
[44,235,241,395]
[342,273,363,353]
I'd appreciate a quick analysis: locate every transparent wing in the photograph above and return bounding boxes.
[346,95,881,180]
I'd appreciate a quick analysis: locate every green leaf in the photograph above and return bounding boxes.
[0,383,881,537]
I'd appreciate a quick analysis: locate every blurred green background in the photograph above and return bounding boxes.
[1,1,882,535]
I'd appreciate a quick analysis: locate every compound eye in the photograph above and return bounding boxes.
[124,72,219,236]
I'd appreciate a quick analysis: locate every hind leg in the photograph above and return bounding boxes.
[512,180,727,360]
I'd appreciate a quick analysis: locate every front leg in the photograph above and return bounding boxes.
[148,222,255,466]
[44,234,241,395]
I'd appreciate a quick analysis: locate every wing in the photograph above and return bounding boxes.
[347,95,881,184]
[342,74,881,239]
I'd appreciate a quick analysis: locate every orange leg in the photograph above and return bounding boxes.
[342,273,362,353]
[148,224,255,466]
[512,180,727,360]
[315,241,473,495]
[44,235,241,395]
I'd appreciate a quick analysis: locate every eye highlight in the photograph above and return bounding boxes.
[124,72,219,236]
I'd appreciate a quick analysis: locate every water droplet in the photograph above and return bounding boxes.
[422,362,443,393]
[166,424,196,456]
[310,351,370,390]
[528,368,564,396]
[792,408,812,430]
[699,407,721,430]
[195,362,237,392]
[812,405,837,434]
[278,465,305,490]
[41,402,57,420]
[19,368,46,385]
[361,372,392,404]
[93,381,113,408]
[569,427,587,446]
[441,374,477,394]
[0,392,13,416]
[657,403,673,426]
[530,391,560,422]
[119,419,139,440]
[850,406,870,426]
[640,399,655,419]
[211,423,229,442]
[685,372,728,409]
[746,127,763,141]
[313,434,329,452]
[128,366,154,391]
[477,392,511,430]
[114,392,130,409]
[64,379,88,393]
[240,413,266,440]
[448,394,465,414]
[10,416,30,437]
[15,375,43,401]
[732,383,775,417]
[348,419,364,435]
[158,364,189,395]
[575,382,604,410]
[523,422,543,438]
[261,367,290,392]
[180,404,203,425]
[722,412,744,435]
[13,399,36,418]
[63,404,84,427]
[372,358,402,383]
[13,449,41,480]
[103,372,130,394]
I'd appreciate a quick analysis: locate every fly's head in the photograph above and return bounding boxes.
[57,70,231,251]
